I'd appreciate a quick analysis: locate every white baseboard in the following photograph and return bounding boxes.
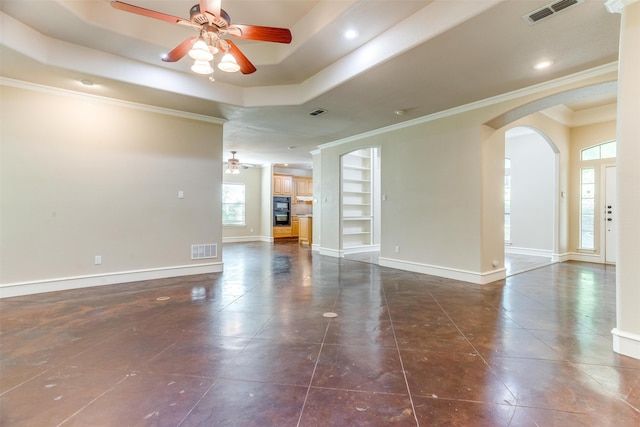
[311,243,320,252]
[568,251,604,263]
[0,262,223,298]
[553,252,571,262]
[505,247,554,257]
[343,244,380,255]
[318,247,343,258]
[223,236,272,243]
[612,328,640,360]
[378,257,506,284]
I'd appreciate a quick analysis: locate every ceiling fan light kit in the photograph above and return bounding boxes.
[226,151,244,174]
[111,0,292,76]
[188,38,214,61]
[218,53,241,73]
[191,59,214,75]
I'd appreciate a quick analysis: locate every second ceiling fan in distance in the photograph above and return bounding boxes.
[111,0,293,75]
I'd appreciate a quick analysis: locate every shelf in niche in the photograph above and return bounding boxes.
[344,152,371,159]
[343,216,372,221]
[343,203,371,206]
[343,164,371,171]
[343,178,371,183]
[343,231,371,236]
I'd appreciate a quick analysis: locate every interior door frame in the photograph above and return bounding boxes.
[602,164,617,264]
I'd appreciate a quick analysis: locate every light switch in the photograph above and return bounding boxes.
[178,190,184,199]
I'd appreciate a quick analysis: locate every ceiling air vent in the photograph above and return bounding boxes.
[523,0,583,25]
[309,108,327,116]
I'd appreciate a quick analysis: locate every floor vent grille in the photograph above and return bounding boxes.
[191,244,217,259]
[523,0,583,24]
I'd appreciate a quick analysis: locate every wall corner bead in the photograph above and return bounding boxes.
[605,0,638,14]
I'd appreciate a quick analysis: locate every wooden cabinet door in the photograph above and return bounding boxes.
[294,178,312,196]
[296,178,306,197]
[274,175,293,196]
[282,175,293,195]
[273,175,283,195]
[292,220,299,237]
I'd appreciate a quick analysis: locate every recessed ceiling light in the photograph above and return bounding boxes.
[79,79,94,86]
[534,60,553,70]
[394,110,406,116]
[344,29,358,39]
[288,146,296,150]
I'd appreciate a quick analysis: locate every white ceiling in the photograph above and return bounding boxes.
[0,0,620,168]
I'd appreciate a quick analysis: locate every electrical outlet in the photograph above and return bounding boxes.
[394,246,400,253]
[95,255,102,265]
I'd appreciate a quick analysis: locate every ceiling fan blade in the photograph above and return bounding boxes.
[162,36,197,62]
[226,40,257,74]
[111,1,191,26]
[228,24,292,44]
[200,0,221,19]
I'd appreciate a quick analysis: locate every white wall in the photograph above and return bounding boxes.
[505,129,555,254]
[0,83,224,296]
[315,69,616,283]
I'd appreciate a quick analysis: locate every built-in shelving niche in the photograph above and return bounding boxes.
[341,147,380,254]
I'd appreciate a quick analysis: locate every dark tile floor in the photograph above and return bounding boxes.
[1,241,639,426]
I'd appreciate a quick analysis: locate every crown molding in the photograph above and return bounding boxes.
[319,62,618,150]
[605,0,639,14]
[0,77,226,124]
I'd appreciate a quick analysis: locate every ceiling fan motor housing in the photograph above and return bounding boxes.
[189,4,230,27]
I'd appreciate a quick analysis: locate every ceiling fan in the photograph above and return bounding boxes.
[110,0,292,75]
[225,151,249,174]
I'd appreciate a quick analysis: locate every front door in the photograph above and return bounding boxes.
[605,165,616,264]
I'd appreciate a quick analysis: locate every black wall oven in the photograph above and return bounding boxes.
[273,196,291,226]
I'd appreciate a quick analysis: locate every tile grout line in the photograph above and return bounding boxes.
[177,276,277,426]
[176,379,219,427]
[57,373,131,426]
[381,283,420,427]
[428,291,520,424]
[295,284,344,427]
[295,320,332,427]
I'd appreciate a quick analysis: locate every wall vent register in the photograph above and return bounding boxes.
[523,0,583,24]
[191,244,217,259]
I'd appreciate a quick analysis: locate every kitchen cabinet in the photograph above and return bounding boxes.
[299,216,312,245]
[291,216,299,237]
[273,226,292,238]
[273,174,293,196]
[295,177,313,197]
[292,177,312,203]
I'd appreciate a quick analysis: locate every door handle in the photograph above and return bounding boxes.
[607,218,613,221]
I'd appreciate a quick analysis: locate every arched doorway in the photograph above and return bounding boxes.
[503,126,558,275]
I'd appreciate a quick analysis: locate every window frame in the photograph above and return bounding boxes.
[581,140,616,161]
[222,182,246,227]
[579,167,595,250]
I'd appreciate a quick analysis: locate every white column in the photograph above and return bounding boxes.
[606,0,640,360]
